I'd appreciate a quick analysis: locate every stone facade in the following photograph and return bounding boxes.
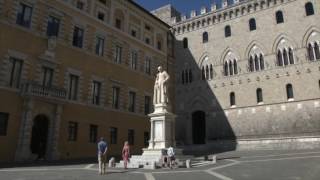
[155,0,320,151]
[0,0,174,162]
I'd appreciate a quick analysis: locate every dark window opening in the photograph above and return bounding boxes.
[305,2,315,16]
[0,113,9,136]
[276,11,284,24]
[286,84,294,100]
[249,18,256,31]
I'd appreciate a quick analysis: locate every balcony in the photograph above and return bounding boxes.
[21,81,66,100]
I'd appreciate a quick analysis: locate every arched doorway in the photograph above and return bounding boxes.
[30,115,49,159]
[192,111,206,144]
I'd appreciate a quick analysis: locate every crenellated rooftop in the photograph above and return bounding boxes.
[171,0,294,35]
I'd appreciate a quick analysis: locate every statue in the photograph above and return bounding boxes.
[153,66,170,105]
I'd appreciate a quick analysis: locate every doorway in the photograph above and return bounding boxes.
[192,111,206,144]
[30,115,49,159]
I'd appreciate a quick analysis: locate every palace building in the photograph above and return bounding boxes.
[152,0,320,153]
[0,0,174,162]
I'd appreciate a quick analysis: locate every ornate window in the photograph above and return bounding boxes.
[276,39,295,66]
[249,46,265,72]
[224,52,238,76]
[201,57,213,80]
[277,48,294,66]
[308,42,320,61]
[305,2,315,16]
[181,69,192,84]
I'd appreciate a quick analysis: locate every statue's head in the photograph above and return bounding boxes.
[157,66,163,72]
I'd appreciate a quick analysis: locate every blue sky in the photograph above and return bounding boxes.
[134,0,233,16]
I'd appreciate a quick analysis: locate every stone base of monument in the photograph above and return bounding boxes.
[115,148,188,169]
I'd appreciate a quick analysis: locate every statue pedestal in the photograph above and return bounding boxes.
[147,103,176,149]
[116,103,182,169]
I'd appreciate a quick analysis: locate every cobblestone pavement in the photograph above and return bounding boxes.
[1,149,320,180]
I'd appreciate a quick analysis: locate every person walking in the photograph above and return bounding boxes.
[167,146,175,169]
[122,141,130,169]
[97,137,108,175]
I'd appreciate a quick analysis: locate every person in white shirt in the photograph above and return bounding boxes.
[167,146,175,169]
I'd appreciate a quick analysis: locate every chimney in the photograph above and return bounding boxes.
[181,15,187,21]
[222,0,228,8]
[211,3,217,11]
[200,6,207,14]
[190,10,197,18]
[171,17,177,24]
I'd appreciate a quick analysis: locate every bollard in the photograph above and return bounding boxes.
[186,159,191,168]
[108,157,115,168]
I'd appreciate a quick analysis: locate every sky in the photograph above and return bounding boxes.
[134,0,234,17]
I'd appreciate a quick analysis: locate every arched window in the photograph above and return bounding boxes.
[289,48,294,64]
[203,32,208,43]
[224,62,229,76]
[286,84,294,100]
[202,67,205,80]
[276,11,284,24]
[183,38,188,49]
[254,55,259,71]
[185,70,189,83]
[260,54,265,70]
[205,65,209,80]
[189,69,193,83]
[230,92,236,106]
[277,50,283,66]
[256,88,263,103]
[233,60,238,74]
[308,43,315,61]
[181,70,185,84]
[209,65,213,79]
[283,49,288,66]
[225,25,231,37]
[305,2,315,16]
[249,18,256,31]
[229,61,233,75]
[315,43,320,60]
[249,56,254,72]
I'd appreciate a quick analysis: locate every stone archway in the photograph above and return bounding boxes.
[192,111,206,144]
[30,114,49,159]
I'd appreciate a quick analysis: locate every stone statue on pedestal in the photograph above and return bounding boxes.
[153,66,170,105]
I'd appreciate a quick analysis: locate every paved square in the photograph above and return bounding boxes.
[1,149,320,180]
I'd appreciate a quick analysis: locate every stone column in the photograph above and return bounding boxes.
[15,98,34,161]
[47,105,63,160]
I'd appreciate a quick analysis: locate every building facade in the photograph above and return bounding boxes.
[0,0,174,162]
[154,0,320,152]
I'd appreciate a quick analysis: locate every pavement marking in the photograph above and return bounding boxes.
[205,170,233,180]
[150,169,203,174]
[240,151,320,159]
[0,168,84,172]
[241,155,320,163]
[144,173,156,180]
[225,159,240,163]
[84,164,95,169]
[210,161,240,170]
